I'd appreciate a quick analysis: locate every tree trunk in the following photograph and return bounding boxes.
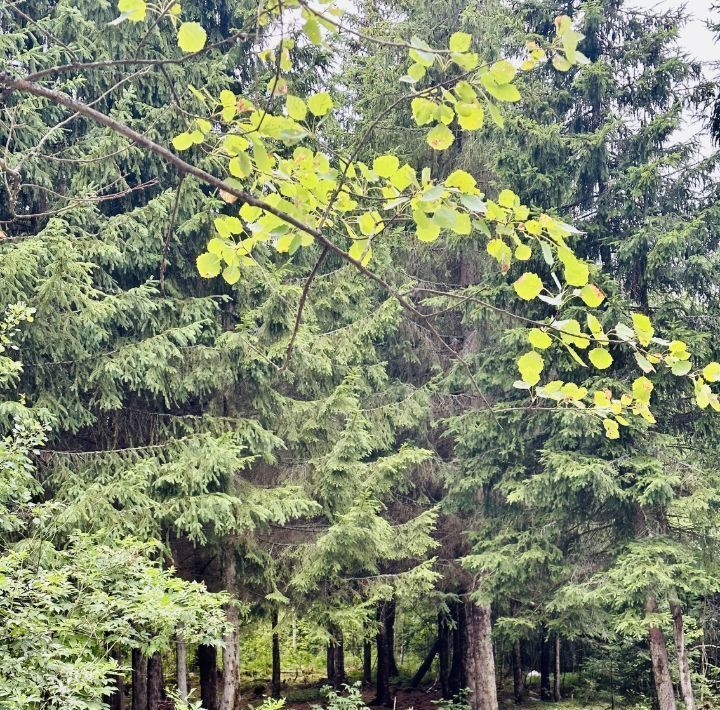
[373,603,392,707]
[386,599,399,677]
[512,640,523,705]
[272,609,282,699]
[177,634,188,703]
[463,600,498,710]
[132,649,148,710]
[147,652,163,710]
[646,595,677,710]
[669,598,695,710]
[438,613,451,699]
[363,637,373,687]
[198,645,219,710]
[449,601,466,696]
[105,647,125,710]
[540,629,552,702]
[333,627,346,688]
[326,642,335,685]
[220,544,241,710]
[553,634,561,702]
[410,639,439,688]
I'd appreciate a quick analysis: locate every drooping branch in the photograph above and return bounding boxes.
[0,73,494,409]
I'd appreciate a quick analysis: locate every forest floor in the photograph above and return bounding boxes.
[277,684,610,710]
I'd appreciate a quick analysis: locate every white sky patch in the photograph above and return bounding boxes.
[629,0,718,152]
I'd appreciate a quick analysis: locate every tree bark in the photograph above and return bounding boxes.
[646,595,677,710]
[449,601,466,697]
[272,609,282,699]
[177,634,188,703]
[539,629,552,701]
[385,599,399,677]
[333,627,346,688]
[410,639,439,688]
[373,603,392,707]
[512,640,523,705]
[669,598,695,710]
[132,649,148,710]
[220,545,241,710]
[553,634,561,702]
[198,645,219,710]
[147,652,163,710]
[326,641,335,685]
[105,647,125,710]
[438,613,451,699]
[363,637,373,687]
[463,600,498,710]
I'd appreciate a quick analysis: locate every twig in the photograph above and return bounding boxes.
[159,175,186,294]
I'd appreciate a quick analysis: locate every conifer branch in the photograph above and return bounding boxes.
[0,74,495,412]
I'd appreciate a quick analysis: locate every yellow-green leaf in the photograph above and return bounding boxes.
[445,170,477,193]
[449,31,472,53]
[286,95,307,121]
[349,239,372,266]
[118,0,146,21]
[514,244,532,261]
[426,124,454,150]
[513,272,543,301]
[390,164,416,191]
[229,152,252,178]
[528,329,552,350]
[603,418,620,439]
[223,263,241,284]
[632,313,654,347]
[414,212,441,243]
[589,348,613,369]
[580,284,605,308]
[172,132,194,151]
[411,98,437,126]
[702,362,720,382]
[178,22,207,53]
[490,59,516,84]
[197,252,221,278]
[307,92,333,116]
[373,154,400,179]
[517,350,544,386]
[632,376,653,404]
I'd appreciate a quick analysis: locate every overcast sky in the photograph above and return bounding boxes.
[629,0,718,150]
[631,0,717,63]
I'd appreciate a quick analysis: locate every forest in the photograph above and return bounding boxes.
[1,0,720,708]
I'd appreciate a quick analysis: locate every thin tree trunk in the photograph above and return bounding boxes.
[106,647,125,710]
[333,627,346,688]
[386,599,399,677]
[363,638,373,687]
[220,545,241,710]
[326,641,335,685]
[512,640,523,705]
[132,649,148,710]
[177,633,188,703]
[438,613,451,699]
[553,634,561,702]
[373,603,392,706]
[410,639,439,688]
[449,601,466,696]
[646,595,677,710]
[540,629,552,701]
[272,609,281,699]
[463,600,498,710]
[198,645,219,710]
[147,652,163,710]
[669,598,695,710]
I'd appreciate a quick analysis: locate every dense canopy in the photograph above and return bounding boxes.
[1,1,720,709]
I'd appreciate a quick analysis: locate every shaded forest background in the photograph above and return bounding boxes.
[3,0,720,709]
